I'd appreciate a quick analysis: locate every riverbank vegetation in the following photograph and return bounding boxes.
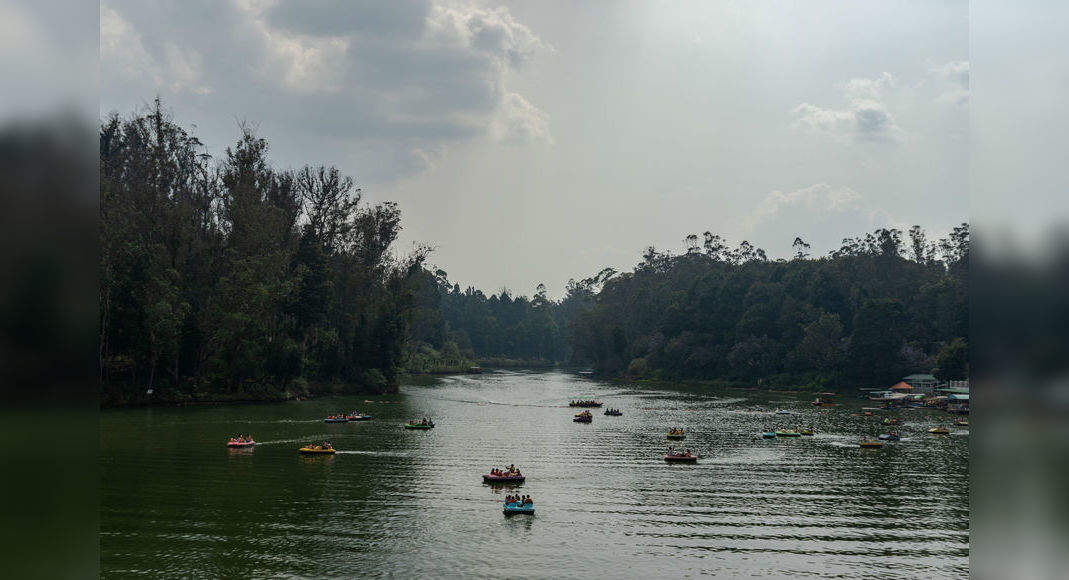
[100,103,968,404]
[568,228,969,390]
[100,102,426,405]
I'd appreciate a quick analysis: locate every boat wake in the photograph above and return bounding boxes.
[256,438,312,445]
[335,450,412,457]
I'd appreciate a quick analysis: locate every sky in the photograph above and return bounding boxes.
[98,0,971,297]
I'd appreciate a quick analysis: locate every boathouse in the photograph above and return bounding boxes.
[902,373,939,394]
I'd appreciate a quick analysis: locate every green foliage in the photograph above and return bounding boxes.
[405,270,576,366]
[933,337,969,381]
[100,102,426,404]
[627,357,649,376]
[569,227,969,390]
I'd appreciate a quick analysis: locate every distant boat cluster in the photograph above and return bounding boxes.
[223,383,968,517]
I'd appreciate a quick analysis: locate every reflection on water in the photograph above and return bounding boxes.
[101,370,968,578]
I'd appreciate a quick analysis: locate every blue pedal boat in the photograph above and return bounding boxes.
[503,502,535,515]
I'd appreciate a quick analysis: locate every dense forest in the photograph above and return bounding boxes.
[100,102,428,404]
[99,104,968,404]
[403,267,616,371]
[568,228,969,389]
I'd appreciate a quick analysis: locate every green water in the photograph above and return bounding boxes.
[101,371,969,578]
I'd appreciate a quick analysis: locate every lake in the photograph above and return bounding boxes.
[101,370,969,578]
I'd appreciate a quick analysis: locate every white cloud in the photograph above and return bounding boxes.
[492,92,553,144]
[741,183,901,254]
[101,1,552,179]
[791,72,903,143]
[101,4,212,95]
[424,4,549,68]
[100,5,161,85]
[930,60,969,105]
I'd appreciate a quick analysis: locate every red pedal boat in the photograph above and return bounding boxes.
[663,453,697,463]
[483,473,526,483]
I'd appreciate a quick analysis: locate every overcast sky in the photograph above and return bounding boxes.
[100,0,969,297]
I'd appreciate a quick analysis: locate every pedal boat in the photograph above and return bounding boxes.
[503,502,535,515]
[663,453,698,463]
[299,446,336,455]
[483,473,525,484]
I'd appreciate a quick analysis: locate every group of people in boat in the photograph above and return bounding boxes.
[667,427,685,436]
[307,441,333,450]
[505,494,533,506]
[408,417,432,426]
[666,446,693,457]
[228,435,254,444]
[490,465,522,477]
[569,400,601,407]
[604,408,622,415]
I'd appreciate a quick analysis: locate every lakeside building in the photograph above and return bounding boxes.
[902,373,940,394]
[938,382,970,414]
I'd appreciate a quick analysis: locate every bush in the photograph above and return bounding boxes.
[627,357,649,376]
[362,368,388,393]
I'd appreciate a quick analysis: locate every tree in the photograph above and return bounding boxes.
[792,313,844,373]
[847,299,907,386]
[567,226,966,390]
[908,225,929,264]
[100,103,422,404]
[933,338,968,381]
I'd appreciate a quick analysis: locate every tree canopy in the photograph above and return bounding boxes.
[567,226,969,390]
[100,101,426,404]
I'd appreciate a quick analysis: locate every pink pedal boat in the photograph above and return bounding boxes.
[483,473,525,483]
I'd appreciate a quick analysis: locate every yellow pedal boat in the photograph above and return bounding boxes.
[299,446,336,455]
